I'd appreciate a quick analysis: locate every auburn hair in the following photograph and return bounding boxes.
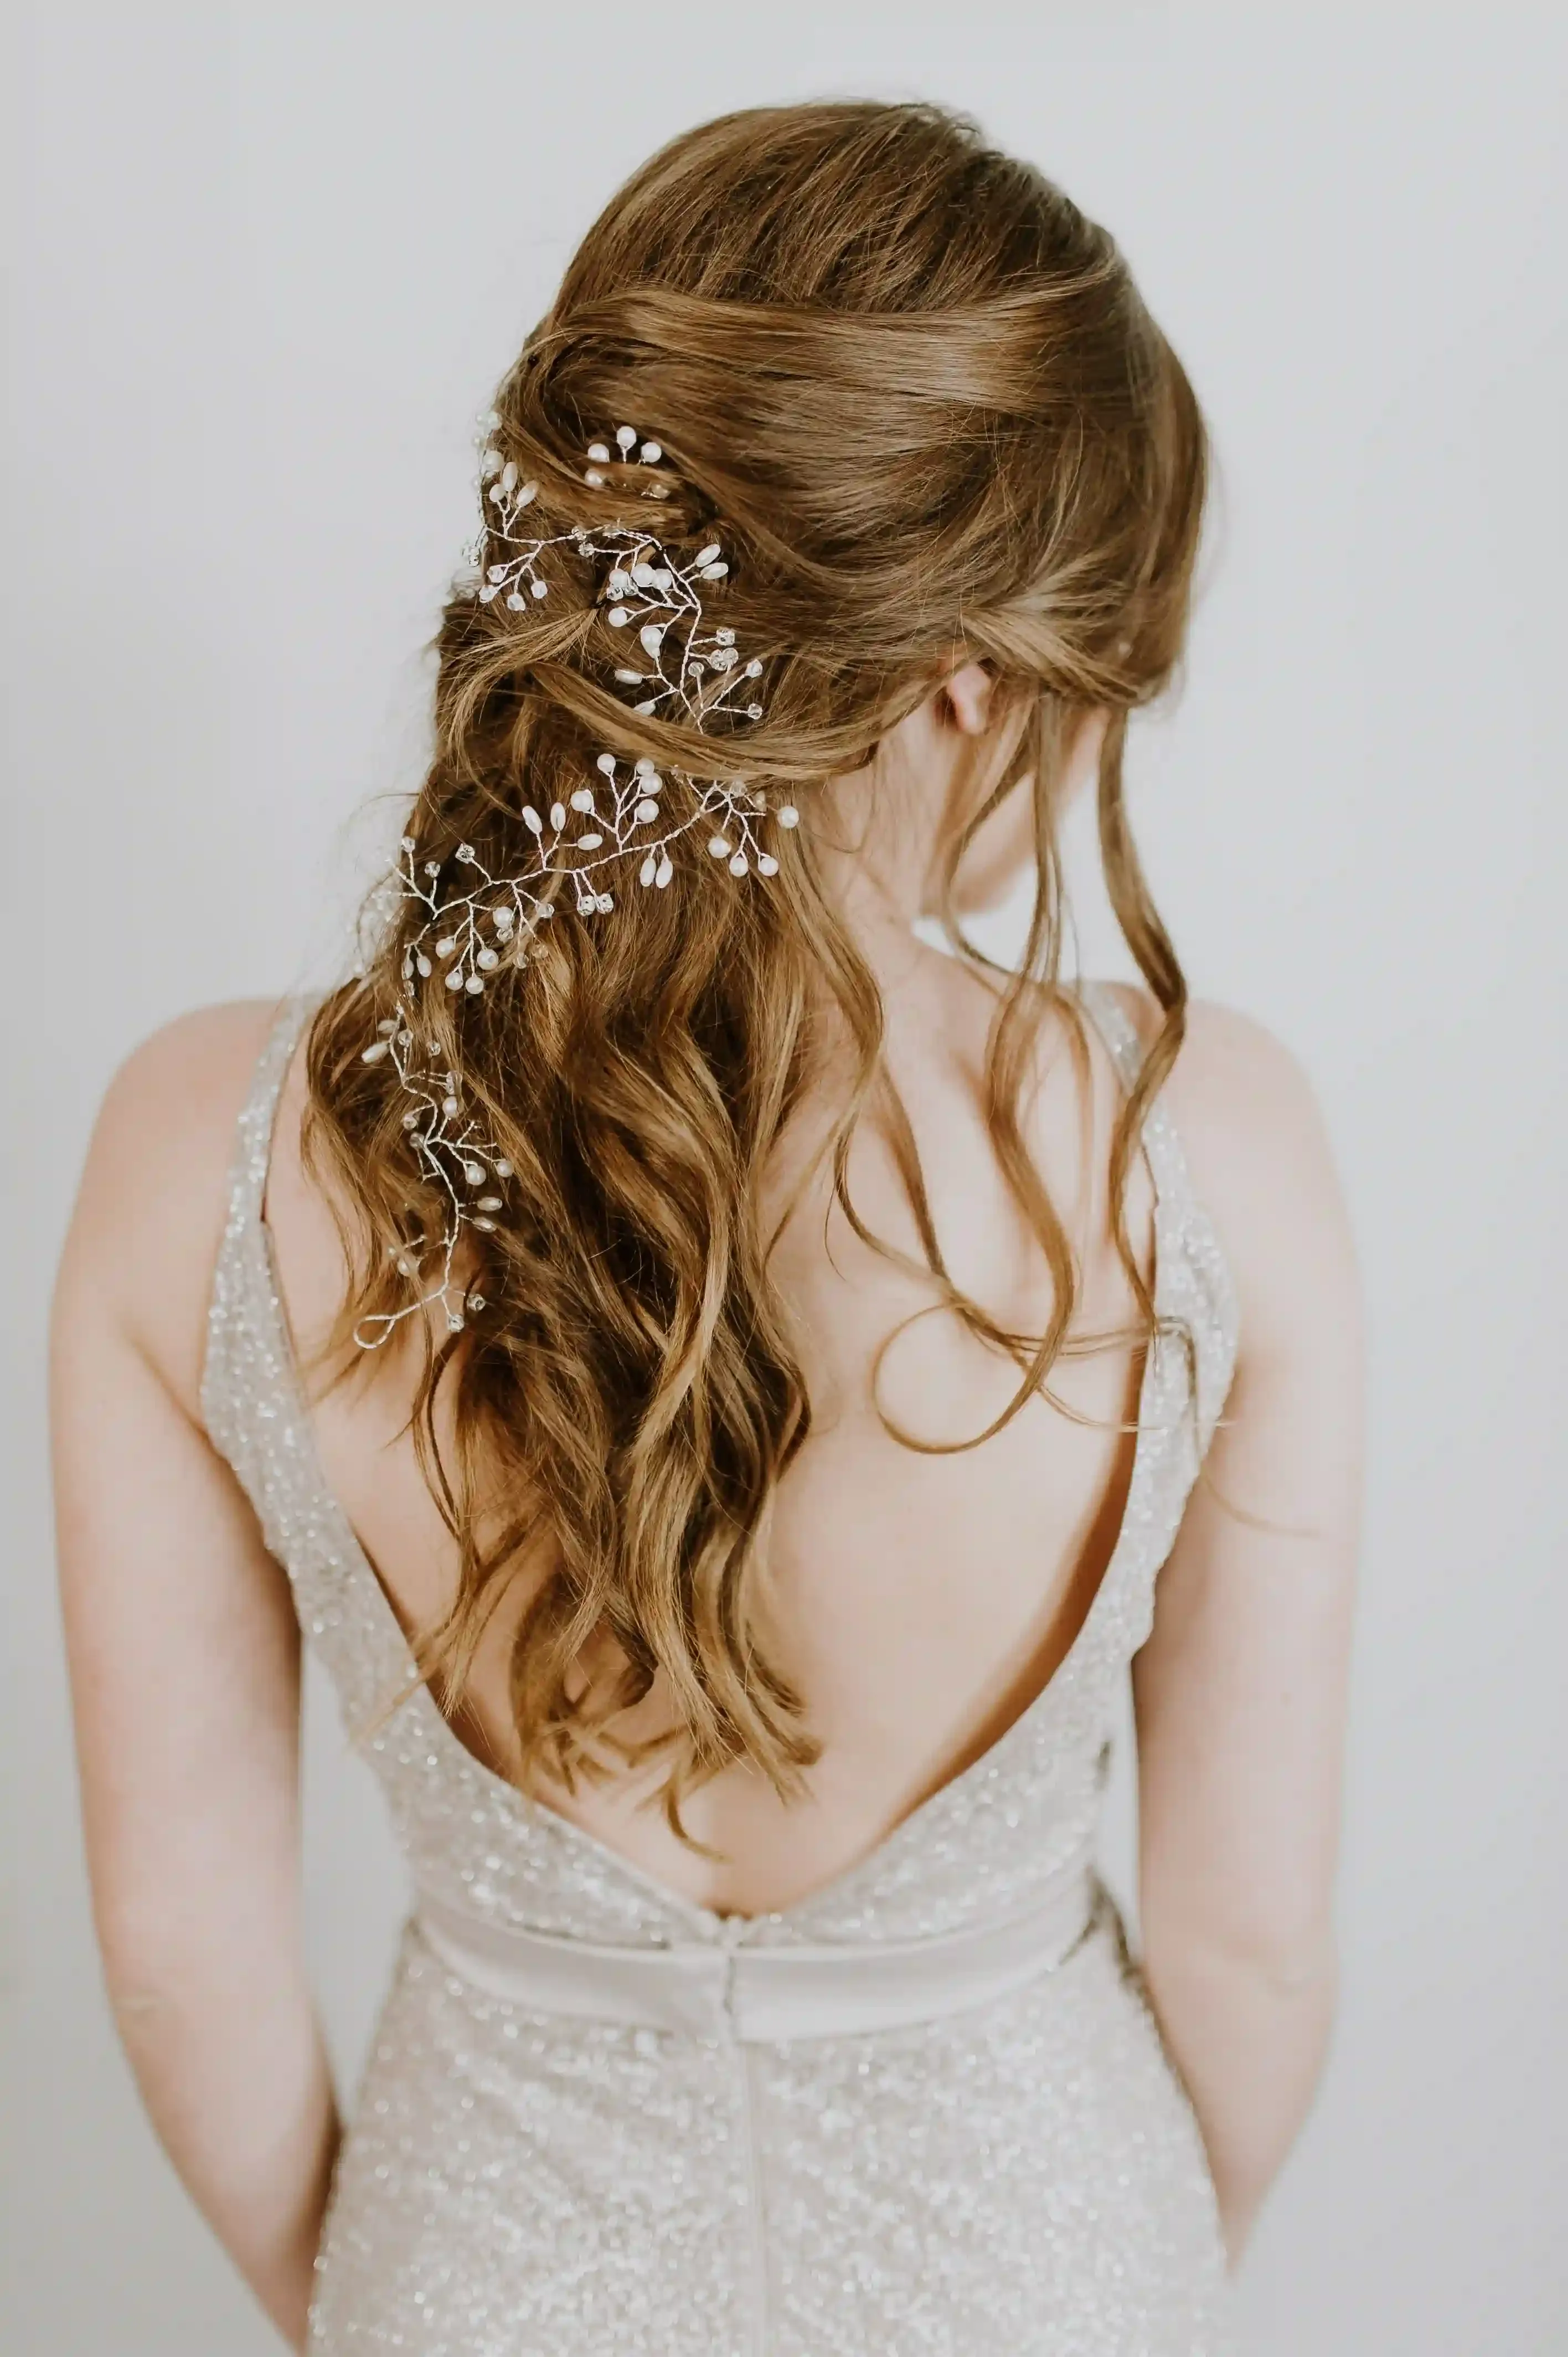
[302,99,1209,1845]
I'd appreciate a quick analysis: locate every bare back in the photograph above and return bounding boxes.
[264,947,1163,1918]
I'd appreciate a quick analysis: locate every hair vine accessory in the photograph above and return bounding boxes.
[353,424,800,1351]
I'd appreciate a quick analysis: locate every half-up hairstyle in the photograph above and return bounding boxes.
[303,99,1209,1845]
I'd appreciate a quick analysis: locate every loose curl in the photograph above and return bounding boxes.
[302,100,1208,1848]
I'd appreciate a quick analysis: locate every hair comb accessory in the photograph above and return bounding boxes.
[353,424,799,1349]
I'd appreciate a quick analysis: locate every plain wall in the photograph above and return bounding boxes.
[6,7,1566,2351]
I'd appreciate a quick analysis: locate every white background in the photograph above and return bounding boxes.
[6,7,1566,2351]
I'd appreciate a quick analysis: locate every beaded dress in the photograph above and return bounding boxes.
[202,981,1240,2356]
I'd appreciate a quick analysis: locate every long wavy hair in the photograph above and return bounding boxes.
[302,99,1209,1845]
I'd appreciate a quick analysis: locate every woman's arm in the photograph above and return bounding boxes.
[50,1007,338,2352]
[1128,995,1363,2264]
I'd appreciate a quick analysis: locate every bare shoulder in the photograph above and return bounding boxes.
[55,999,287,1415]
[1101,982,1362,1362]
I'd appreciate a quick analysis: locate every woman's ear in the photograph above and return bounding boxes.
[941,661,997,737]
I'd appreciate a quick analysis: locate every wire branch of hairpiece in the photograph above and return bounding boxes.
[353,416,799,1350]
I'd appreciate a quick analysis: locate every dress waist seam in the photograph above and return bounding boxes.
[412,1865,1101,2044]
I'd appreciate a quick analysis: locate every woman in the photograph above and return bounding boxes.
[50,100,1361,2356]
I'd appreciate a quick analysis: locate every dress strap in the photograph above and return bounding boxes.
[201,990,321,1453]
[221,993,320,1230]
[1073,979,1241,1453]
[1072,977,1198,1222]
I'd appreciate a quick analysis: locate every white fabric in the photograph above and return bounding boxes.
[414,1859,1098,2043]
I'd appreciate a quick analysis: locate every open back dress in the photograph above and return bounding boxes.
[202,981,1240,2356]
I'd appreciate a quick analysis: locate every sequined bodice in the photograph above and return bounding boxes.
[200,981,1241,2356]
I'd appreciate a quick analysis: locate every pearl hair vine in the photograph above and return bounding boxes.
[352,420,800,1351]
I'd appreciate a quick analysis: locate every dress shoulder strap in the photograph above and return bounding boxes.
[223,994,318,1226]
[200,988,414,1730]
[1072,977,1198,1220]
[1072,978,1241,1451]
[200,991,321,1465]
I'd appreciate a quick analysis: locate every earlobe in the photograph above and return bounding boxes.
[942,661,996,737]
